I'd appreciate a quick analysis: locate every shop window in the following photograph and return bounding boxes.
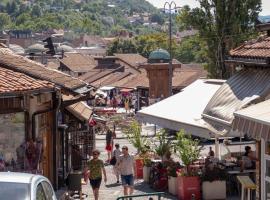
[0,113,25,172]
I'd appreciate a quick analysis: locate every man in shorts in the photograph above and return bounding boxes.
[116,146,136,196]
[86,149,107,200]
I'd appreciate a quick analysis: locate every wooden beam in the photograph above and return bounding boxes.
[62,94,95,108]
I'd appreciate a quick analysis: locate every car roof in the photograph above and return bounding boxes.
[0,172,44,184]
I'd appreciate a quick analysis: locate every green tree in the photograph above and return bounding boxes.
[31,4,42,17]
[175,35,207,63]
[150,13,165,25]
[135,33,174,58]
[177,1,261,78]
[107,38,137,55]
[0,13,11,30]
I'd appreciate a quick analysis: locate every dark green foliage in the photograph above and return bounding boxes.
[175,35,208,63]
[177,0,261,78]
[0,0,163,36]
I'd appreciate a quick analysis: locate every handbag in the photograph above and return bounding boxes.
[110,156,117,165]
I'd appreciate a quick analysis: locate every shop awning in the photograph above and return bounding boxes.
[63,95,92,122]
[136,79,225,138]
[233,99,270,141]
[202,68,270,136]
[99,86,115,91]
[120,88,134,93]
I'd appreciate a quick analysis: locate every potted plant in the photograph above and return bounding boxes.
[143,157,152,182]
[123,120,150,178]
[174,129,203,200]
[201,164,227,199]
[166,161,182,195]
[153,129,172,161]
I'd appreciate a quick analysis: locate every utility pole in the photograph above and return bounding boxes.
[164,1,177,96]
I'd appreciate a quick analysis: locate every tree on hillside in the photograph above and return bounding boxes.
[134,33,171,57]
[177,1,261,78]
[107,38,137,55]
[0,13,11,30]
[107,33,177,58]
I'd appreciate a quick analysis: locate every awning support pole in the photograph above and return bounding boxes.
[215,137,220,159]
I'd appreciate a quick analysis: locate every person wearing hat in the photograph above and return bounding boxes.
[85,149,107,200]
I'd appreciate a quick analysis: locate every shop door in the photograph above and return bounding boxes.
[68,129,94,169]
[37,112,52,181]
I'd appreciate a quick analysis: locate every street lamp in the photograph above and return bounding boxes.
[164,1,177,96]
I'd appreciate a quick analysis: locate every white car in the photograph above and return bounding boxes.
[0,172,57,200]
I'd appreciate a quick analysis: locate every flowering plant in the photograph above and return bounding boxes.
[166,161,182,177]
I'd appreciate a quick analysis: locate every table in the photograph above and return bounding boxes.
[227,169,255,175]
[227,169,256,196]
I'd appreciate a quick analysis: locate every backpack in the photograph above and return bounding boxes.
[110,156,117,165]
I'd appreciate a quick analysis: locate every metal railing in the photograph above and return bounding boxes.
[116,192,164,200]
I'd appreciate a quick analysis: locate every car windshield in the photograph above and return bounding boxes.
[0,182,29,200]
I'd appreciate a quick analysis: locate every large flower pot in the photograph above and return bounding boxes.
[202,180,226,200]
[177,176,201,200]
[143,166,151,182]
[135,159,144,179]
[168,176,177,195]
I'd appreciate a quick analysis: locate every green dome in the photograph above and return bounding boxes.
[148,49,170,62]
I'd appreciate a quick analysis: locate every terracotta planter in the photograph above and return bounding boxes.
[135,159,144,179]
[143,166,151,182]
[168,176,178,195]
[177,176,201,200]
[202,180,226,200]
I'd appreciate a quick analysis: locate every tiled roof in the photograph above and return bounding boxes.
[0,47,87,91]
[112,64,207,89]
[0,66,54,93]
[79,69,116,84]
[114,54,147,69]
[62,95,92,122]
[90,71,131,88]
[229,36,270,59]
[60,53,96,72]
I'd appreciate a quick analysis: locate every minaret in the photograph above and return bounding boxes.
[140,49,181,104]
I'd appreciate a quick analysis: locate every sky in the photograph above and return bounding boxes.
[146,0,270,16]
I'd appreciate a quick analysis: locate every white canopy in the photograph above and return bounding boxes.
[233,99,270,141]
[99,86,115,91]
[136,79,225,138]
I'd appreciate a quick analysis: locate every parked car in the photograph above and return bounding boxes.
[0,172,57,200]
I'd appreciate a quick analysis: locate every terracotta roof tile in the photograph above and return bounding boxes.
[90,71,131,88]
[229,36,270,59]
[112,64,207,89]
[0,66,54,93]
[0,48,87,91]
[114,54,147,69]
[60,53,96,72]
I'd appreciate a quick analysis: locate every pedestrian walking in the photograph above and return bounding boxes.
[85,149,107,200]
[116,146,136,196]
[112,143,121,183]
[105,127,114,162]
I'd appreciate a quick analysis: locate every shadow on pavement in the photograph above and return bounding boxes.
[105,183,121,188]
